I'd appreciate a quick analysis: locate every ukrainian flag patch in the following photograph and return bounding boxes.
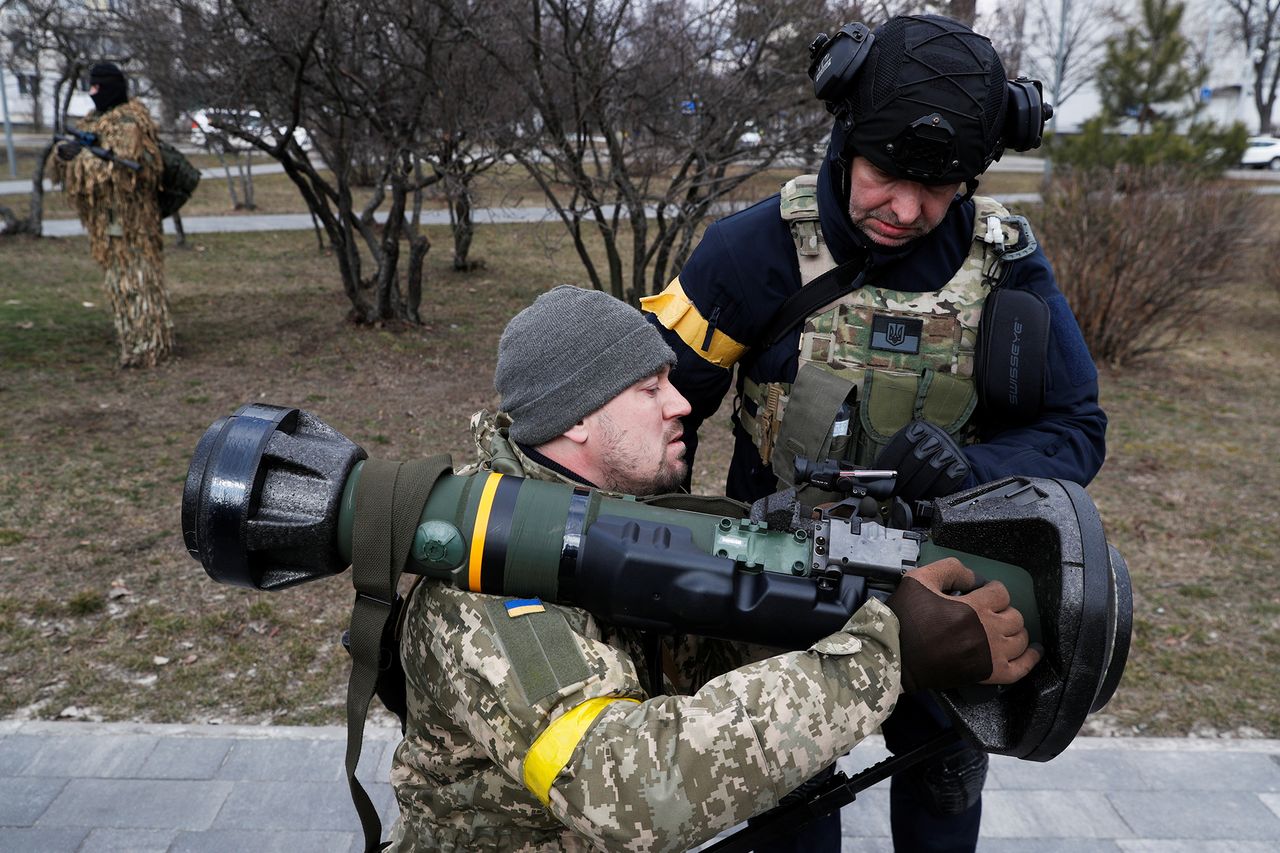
[505,598,546,618]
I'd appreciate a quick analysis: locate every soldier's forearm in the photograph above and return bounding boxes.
[547,600,901,852]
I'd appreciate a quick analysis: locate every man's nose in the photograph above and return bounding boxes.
[889,184,925,223]
[664,387,692,419]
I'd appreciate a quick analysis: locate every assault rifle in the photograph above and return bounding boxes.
[55,124,141,172]
[182,404,1132,853]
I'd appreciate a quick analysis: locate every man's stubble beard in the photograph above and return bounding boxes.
[595,414,688,496]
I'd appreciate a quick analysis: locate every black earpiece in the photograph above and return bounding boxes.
[808,21,1055,163]
[1003,77,1054,152]
[808,23,874,116]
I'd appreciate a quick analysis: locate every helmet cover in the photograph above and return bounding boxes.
[844,15,1007,184]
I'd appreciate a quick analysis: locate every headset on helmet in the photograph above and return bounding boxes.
[808,17,1052,184]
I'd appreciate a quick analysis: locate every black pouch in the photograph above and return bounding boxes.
[976,287,1049,424]
[908,745,990,817]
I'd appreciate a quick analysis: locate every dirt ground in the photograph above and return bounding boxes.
[0,198,1276,737]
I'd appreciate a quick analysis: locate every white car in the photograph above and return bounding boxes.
[1240,135,1280,171]
[188,109,312,151]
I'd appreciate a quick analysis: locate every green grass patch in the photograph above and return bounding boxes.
[68,589,105,616]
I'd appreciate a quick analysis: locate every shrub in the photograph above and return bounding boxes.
[1048,119,1249,176]
[1035,166,1260,366]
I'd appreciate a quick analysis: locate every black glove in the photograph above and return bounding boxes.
[56,141,82,162]
[875,420,971,502]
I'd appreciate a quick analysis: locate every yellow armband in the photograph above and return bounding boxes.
[522,696,639,805]
[641,278,746,368]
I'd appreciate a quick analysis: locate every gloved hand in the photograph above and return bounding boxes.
[56,141,82,162]
[886,557,1042,693]
[875,420,970,502]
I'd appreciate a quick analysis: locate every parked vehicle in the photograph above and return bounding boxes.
[1240,135,1280,171]
[188,109,312,151]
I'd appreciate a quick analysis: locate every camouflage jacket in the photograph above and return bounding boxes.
[48,100,163,265]
[386,412,903,852]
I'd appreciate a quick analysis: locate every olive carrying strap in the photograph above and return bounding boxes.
[762,257,869,348]
[346,456,453,853]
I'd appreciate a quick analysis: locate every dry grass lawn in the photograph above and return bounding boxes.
[0,191,1275,739]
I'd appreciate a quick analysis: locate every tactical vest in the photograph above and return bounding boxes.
[740,175,1032,482]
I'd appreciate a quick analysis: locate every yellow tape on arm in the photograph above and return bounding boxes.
[522,696,640,806]
[641,278,747,367]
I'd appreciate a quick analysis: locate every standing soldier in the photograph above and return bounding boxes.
[51,62,173,368]
[642,14,1106,853]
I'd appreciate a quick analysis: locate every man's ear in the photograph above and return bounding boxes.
[563,420,590,445]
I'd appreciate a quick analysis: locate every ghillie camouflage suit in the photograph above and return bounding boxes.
[50,100,174,368]
[385,411,903,852]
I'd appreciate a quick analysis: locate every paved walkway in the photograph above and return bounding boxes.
[2,720,1277,852]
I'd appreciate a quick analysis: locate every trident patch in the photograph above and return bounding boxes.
[871,314,923,354]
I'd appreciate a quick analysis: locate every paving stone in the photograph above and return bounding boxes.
[0,827,89,851]
[841,839,893,852]
[1107,790,1280,840]
[211,780,387,831]
[3,726,1280,849]
[980,790,1132,838]
[0,777,67,827]
[216,736,352,782]
[989,749,1148,791]
[80,828,178,852]
[1116,841,1280,852]
[838,789,892,837]
[172,828,358,852]
[137,736,235,780]
[1261,792,1280,820]
[375,735,398,782]
[18,733,158,778]
[978,840,1123,852]
[1130,750,1280,792]
[378,781,401,832]
[37,779,233,830]
[0,734,44,775]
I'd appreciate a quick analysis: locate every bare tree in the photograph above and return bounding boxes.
[1021,0,1114,123]
[1225,0,1280,134]
[0,0,102,237]
[2,8,44,132]
[446,0,848,302]
[120,1,453,323]
[980,0,1029,77]
[121,0,527,320]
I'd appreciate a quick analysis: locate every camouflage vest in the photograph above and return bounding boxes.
[742,175,1030,479]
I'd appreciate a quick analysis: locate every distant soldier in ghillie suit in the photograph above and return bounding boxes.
[50,62,173,368]
[384,286,1039,852]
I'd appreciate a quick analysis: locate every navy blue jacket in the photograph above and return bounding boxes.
[651,155,1107,502]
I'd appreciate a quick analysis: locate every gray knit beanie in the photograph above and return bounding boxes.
[495,285,676,445]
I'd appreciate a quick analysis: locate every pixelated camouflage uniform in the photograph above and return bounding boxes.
[49,100,173,367]
[385,411,903,852]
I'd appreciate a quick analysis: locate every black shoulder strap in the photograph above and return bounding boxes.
[763,257,869,348]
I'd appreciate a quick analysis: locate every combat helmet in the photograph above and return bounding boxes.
[809,14,1050,186]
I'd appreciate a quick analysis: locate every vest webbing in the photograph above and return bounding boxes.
[347,456,453,853]
[739,178,1022,470]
